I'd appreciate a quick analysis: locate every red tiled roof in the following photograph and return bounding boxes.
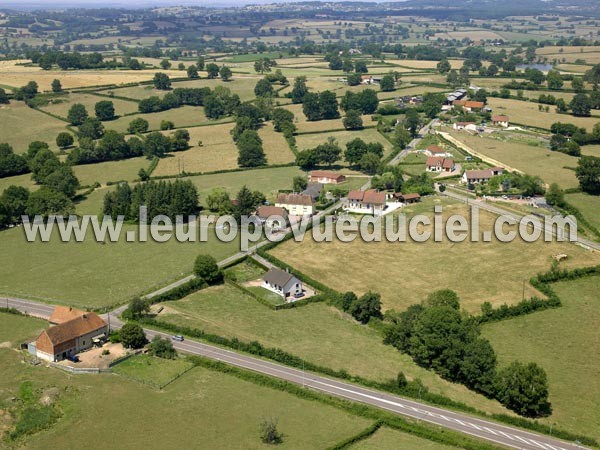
[310,170,345,180]
[465,101,484,109]
[257,205,288,219]
[38,313,107,348]
[492,115,509,122]
[49,306,86,325]
[426,156,444,167]
[442,158,455,169]
[426,145,445,154]
[362,189,386,205]
[347,190,365,201]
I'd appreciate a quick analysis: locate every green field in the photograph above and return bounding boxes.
[0,225,246,309]
[349,426,455,449]
[0,344,371,449]
[108,106,210,133]
[153,122,295,176]
[112,354,194,387]
[0,102,67,153]
[296,128,393,158]
[185,166,304,208]
[483,275,600,440]
[0,173,37,193]
[106,76,261,102]
[73,157,149,186]
[269,198,600,313]
[156,282,511,416]
[448,131,580,189]
[486,97,600,131]
[564,192,600,235]
[0,311,46,345]
[40,92,139,120]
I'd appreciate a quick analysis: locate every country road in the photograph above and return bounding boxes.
[441,189,600,252]
[4,296,588,450]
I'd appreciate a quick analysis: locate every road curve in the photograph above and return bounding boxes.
[5,296,587,450]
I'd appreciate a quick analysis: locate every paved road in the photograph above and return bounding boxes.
[389,118,438,166]
[5,296,587,450]
[442,189,600,252]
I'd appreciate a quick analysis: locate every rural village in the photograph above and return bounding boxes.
[0,1,599,449]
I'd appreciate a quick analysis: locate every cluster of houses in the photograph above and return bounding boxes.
[257,170,346,229]
[395,95,424,107]
[28,306,108,363]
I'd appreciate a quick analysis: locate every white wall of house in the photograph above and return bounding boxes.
[275,202,313,216]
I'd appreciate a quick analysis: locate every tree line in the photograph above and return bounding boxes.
[384,290,552,418]
[103,179,199,221]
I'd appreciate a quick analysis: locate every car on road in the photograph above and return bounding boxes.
[171,335,184,342]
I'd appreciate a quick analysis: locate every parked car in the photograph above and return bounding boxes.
[67,354,79,363]
[171,335,184,342]
[294,292,305,299]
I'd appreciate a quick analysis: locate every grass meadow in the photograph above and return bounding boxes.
[0,224,245,309]
[564,192,600,232]
[73,156,149,186]
[40,92,139,120]
[153,122,295,176]
[295,128,393,157]
[0,331,371,449]
[483,275,600,440]
[108,106,211,133]
[349,426,455,449]
[269,198,600,313]
[486,97,600,131]
[448,131,580,189]
[156,282,511,416]
[0,102,67,153]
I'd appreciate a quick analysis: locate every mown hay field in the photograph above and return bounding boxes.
[269,199,600,313]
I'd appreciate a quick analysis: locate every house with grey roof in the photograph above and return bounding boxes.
[262,267,304,301]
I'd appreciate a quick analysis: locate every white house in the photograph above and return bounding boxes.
[344,189,387,216]
[423,145,452,158]
[491,115,509,127]
[426,156,455,173]
[275,193,314,216]
[262,267,303,301]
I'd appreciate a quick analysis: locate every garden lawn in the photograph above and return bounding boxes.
[269,198,600,313]
[483,275,600,440]
[156,283,512,416]
[112,354,194,388]
[0,348,371,450]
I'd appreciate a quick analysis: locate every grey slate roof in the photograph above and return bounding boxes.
[263,267,295,287]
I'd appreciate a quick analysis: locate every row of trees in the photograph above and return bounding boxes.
[384,290,551,418]
[102,179,199,221]
[68,129,190,165]
[0,141,81,226]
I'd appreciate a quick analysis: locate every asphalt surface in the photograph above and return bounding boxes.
[5,296,588,450]
[441,190,600,251]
